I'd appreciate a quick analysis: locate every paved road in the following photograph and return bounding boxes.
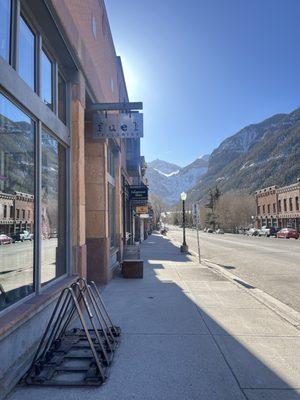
[167,225,300,313]
[0,239,58,292]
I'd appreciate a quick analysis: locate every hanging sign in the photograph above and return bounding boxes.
[130,185,148,201]
[93,113,143,139]
[136,205,149,214]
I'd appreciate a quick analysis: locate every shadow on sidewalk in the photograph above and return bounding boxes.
[9,234,300,400]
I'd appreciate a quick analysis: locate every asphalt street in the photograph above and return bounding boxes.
[167,225,300,313]
[0,239,58,292]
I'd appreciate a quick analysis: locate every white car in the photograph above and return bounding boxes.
[246,228,259,236]
[20,230,33,241]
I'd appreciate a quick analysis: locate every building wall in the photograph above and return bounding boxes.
[255,180,300,229]
[51,0,119,103]
[0,1,142,397]
[0,193,14,234]
[277,181,300,228]
[255,186,277,227]
[14,192,34,232]
[0,192,34,235]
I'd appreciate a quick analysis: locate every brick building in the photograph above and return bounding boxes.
[277,180,300,230]
[255,179,300,230]
[0,192,14,235]
[0,0,145,397]
[0,191,34,235]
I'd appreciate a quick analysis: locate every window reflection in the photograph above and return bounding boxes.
[0,0,11,62]
[0,93,35,311]
[41,49,53,109]
[18,16,35,89]
[41,130,66,285]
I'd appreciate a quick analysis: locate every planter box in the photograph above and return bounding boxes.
[122,259,143,279]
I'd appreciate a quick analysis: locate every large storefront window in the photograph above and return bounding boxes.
[0,93,35,311]
[0,0,11,62]
[41,130,66,285]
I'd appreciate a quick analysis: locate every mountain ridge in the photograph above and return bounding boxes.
[146,156,209,204]
[146,107,300,206]
[188,107,300,204]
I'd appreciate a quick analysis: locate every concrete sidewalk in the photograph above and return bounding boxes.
[9,234,300,400]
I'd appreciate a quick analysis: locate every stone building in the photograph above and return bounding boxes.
[255,179,300,230]
[0,0,144,397]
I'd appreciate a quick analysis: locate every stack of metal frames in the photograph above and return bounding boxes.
[24,278,121,386]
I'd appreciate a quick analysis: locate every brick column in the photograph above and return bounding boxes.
[71,73,87,278]
[85,126,110,284]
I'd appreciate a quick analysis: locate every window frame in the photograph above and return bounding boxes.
[18,12,37,91]
[40,126,68,287]
[0,81,70,315]
[3,2,69,126]
[40,46,54,110]
[0,90,37,310]
[0,0,72,316]
[0,0,12,63]
[57,69,67,124]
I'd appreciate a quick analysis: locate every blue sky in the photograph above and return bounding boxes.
[106,0,300,167]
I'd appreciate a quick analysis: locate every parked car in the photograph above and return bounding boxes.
[269,227,281,237]
[215,229,224,234]
[11,230,33,242]
[21,230,33,241]
[11,232,23,243]
[258,226,280,237]
[207,228,214,233]
[246,228,259,236]
[277,228,299,239]
[0,234,12,245]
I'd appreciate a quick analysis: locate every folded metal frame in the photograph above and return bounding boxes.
[24,279,121,386]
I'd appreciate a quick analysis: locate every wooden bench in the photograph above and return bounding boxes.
[122,245,143,279]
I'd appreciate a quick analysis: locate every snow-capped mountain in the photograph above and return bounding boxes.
[187,107,300,204]
[146,156,209,205]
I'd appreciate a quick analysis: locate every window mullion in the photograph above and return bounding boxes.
[53,61,58,114]
[36,33,42,96]
[11,0,20,70]
[34,120,42,295]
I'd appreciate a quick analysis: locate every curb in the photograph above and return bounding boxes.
[169,235,300,330]
[202,258,300,330]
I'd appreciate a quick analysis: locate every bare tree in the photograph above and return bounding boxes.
[149,193,167,228]
[214,191,256,231]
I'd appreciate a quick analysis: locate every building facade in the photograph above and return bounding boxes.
[0,191,34,235]
[255,179,300,230]
[0,0,145,397]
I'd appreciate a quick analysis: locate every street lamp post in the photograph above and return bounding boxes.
[180,192,189,253]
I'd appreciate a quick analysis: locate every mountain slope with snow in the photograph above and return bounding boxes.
[187,108,300,204]
[146,156,209,204]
